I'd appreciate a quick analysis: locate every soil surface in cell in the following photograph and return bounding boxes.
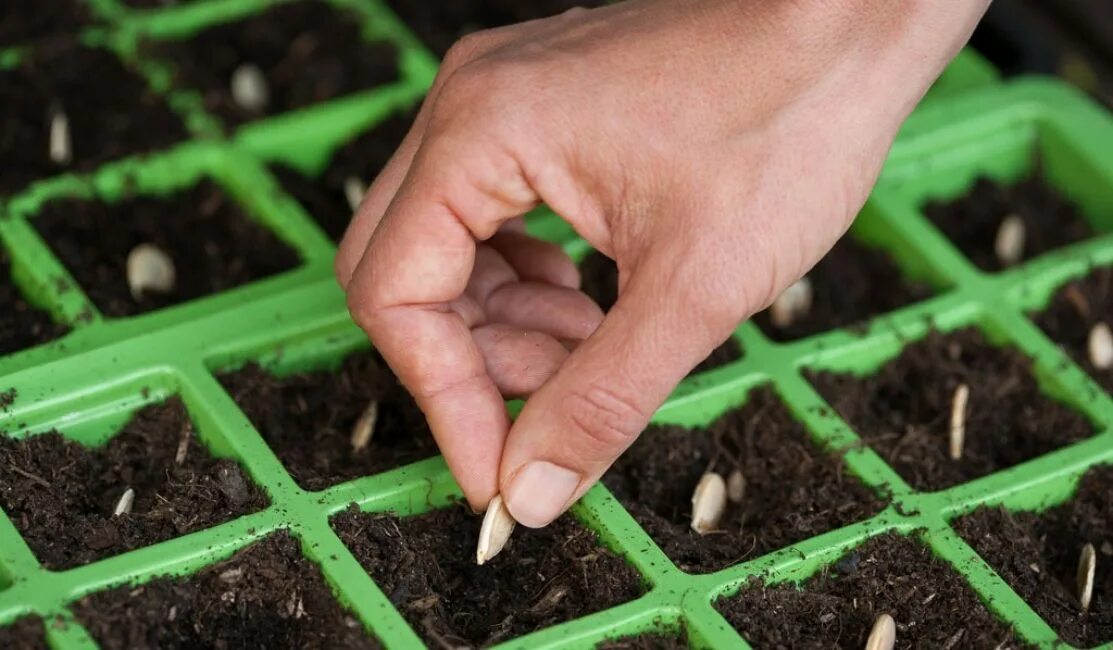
[0,250,68,356]
[148,1,399,128]
[603,387,886,574]
[270,111,414,241]
[955,464,1112,647]
[0,397,267,570]
[1034,265,1113,394]
[0,0,90,46]
[719,533,1022,647]
[218,351,437,491]
[580,250,743,374]
[809,328,1094,491]
[32,180,301,318]
[74,531,380,649]
[332,505,644,647]
[923,174,1096,272]
[598,632,688,649]
[0,39,187,196]
[0,616,48,650]
[752,237,934,341]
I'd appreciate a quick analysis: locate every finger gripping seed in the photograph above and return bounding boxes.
[770,277,814,329]
[865,613,896,650]
[1078,542,1096,611]
[690,472,727,535]
[344,176,366,213]
[127,243,176,300]
[994,214,1026,267]
[476,494,516,565]
[949,383,969,461]
[1088,322,1113,370]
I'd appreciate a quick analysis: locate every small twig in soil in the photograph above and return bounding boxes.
[344,176,366,213]
[865,612,896,650]
[727,468,746,504]
[769,277,813,329]
[1077,542,1096,612]
[349,400,379,453]
[7,464,52,489]
[127,243,176,300]
[476,494,516,565]
[994,214,1025,267]
[1087,322,1112,370]
[949,383,969,461]
[690,472,727,535]
[48,106,72,165]
[230,63,270,113]
[112,487,135,517]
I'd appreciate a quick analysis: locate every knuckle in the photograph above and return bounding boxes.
[562,383,649,451]
[345,291,382,333]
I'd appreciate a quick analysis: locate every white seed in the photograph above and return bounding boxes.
[1087,322,1113,370]
[769,277,813,329]
[994,214,1026,267]
[349,400,379,452]
[1078,542,1096,611]
[113,487,135,517]
[344,175,366,213]
[949,383,969,461]
[127,243,176,300]
[864,613,896,650]
[690,472,727,535]
[230,63,270,112]
[476,494,516,565]
[175,422,192,465]
[727,469,746,504]
[48,108,72,165]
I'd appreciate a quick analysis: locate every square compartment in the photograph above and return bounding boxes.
[1032,265,1112,394]
[0,247,68,356]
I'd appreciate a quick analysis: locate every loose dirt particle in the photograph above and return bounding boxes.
[0,250,68,356]
[1034,266,1113,393]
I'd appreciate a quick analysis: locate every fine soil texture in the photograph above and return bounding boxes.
[598,632,688,649]
[0,616,48,650]
[718,533,1022,647]
[332,505,644,647]
[0,250,68,356]
[1034,265,1113,394]
[0,39,187,195]
[579,250,743,374]
[32,180,301,318]
[752,237,934,341]
[809,328,1094,492]
[0,0,90,45]
[955,464,1112,647]
[270,111,414,241]
[217,351,437,491]
[74,531,380,649]
[148,1,399,128]
[923,175,1096,272]
[603,387,887,574]
[0,397,267,570]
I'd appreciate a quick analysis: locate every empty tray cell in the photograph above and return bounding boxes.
[717,533,1021,647]
[809,328,1095,491]
[332,506,644,647]
[603,387,886,574]
[0,616,47,650]
[1033,265,1113,393]
[217,350,437,491]
[147,1,400,127]
[32,180,301,318]
[0,0,91,46]
[74,531,380,649]
[0,396,267,570]
[0,249,68,356]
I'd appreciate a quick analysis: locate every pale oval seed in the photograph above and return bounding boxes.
[113,487,135,517]
[49,109,72,165]
[1078,542,1096,611]
[769,277,814,329]
[949,383,969,461]
[476,494,516,565]
[690,472,727,535]
[864,613,896,650]
[127,243,176,300]
[994,214,1026,267]
[1087,322,1113,371]
[727,469,746,504]
[344,176,367,213]
[350,400,379,452]
[230,63,270,113]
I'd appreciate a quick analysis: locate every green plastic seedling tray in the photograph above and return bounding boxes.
[2,1,1111,648]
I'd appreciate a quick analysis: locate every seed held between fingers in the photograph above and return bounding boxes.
[1078,542,1096,612]
[769,277,814,329]
[476,494,516,565]
[230,63,270,112]
[994,214,1026,267]
[113,487,135,517]
[865,613,896,650]
[48,108,72,165]
[690,472,727,535]
[1088,322,1113,370]
[949,383,969,461]
[127,243,177,300]
[727,469,746,504]
[344,176,366,213]
[349,400,379,452]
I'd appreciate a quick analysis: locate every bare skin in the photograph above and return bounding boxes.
[336,0,991,527]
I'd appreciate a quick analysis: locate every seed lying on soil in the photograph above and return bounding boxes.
[949,383,969,461]
[112,488,135,517]
[769,277,814,329]
[343,176,366,213]
[126,243,176,300]
[476,494,516,565]
[348,400,378,452]
[727,469,746,504]
[48,107,72,165]
[175,421,192,465]
[1087,322,1113,370]
[865,613,896,650]
[230,63,269,112]
[994,214,1026,267]
[1077,542,1096,611]
[690,472,727,535]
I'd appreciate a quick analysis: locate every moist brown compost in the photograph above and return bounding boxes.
[752,237,934,341]
[0,0,91,48]
[1033,265,1113,394]
[0,397,267,570]
[603,387,886,574]
[598,631,689,649]
[923,175,1096,272]
[147,1,399,128]
[809,328,1094,491]
[32,180,301,318]
[270,111,414,241]
[718,532,1023,648]
[579,250,743,373]
[74,531,380,649]
[217,351,437,491]
[0,250,68,356]
[955,464,1112,647]
[0,39,187,195]
[332,505,644,647]
[0,616,48,650]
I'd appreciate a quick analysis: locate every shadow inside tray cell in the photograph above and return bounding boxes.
[1032,265,1113,395]
[73,530,380,649]
[0,616,47,650]
[0,0,91,45]
[808,327,1096,493]
[602,386,887,575]
[331,504,645,647]
[0,248,69,357]
[0,395,267,571]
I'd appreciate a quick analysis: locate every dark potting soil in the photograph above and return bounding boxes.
[579,250,743,374]
[0,397,267,570]
[597,631,688,649]
[0,0,91,46]
[718,533,1023,648]
[0,40,187,196]
[270,111,414,241]
[602,387,887,574]
[923,175,1096,272]
[809,328,1095,492]
[0,250,68,356]
[752,237,934,342]
[332,505,644,647]
[1034,265,1113,394]
[119,0,198,8]
[148,1,400,128]
[217,351,437,492]
[32,180,301,318]
[955,464,1112,647]
[74,531,380,649]
[0,616,48,650]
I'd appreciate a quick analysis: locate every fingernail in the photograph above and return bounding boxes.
[503,461,581,528]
